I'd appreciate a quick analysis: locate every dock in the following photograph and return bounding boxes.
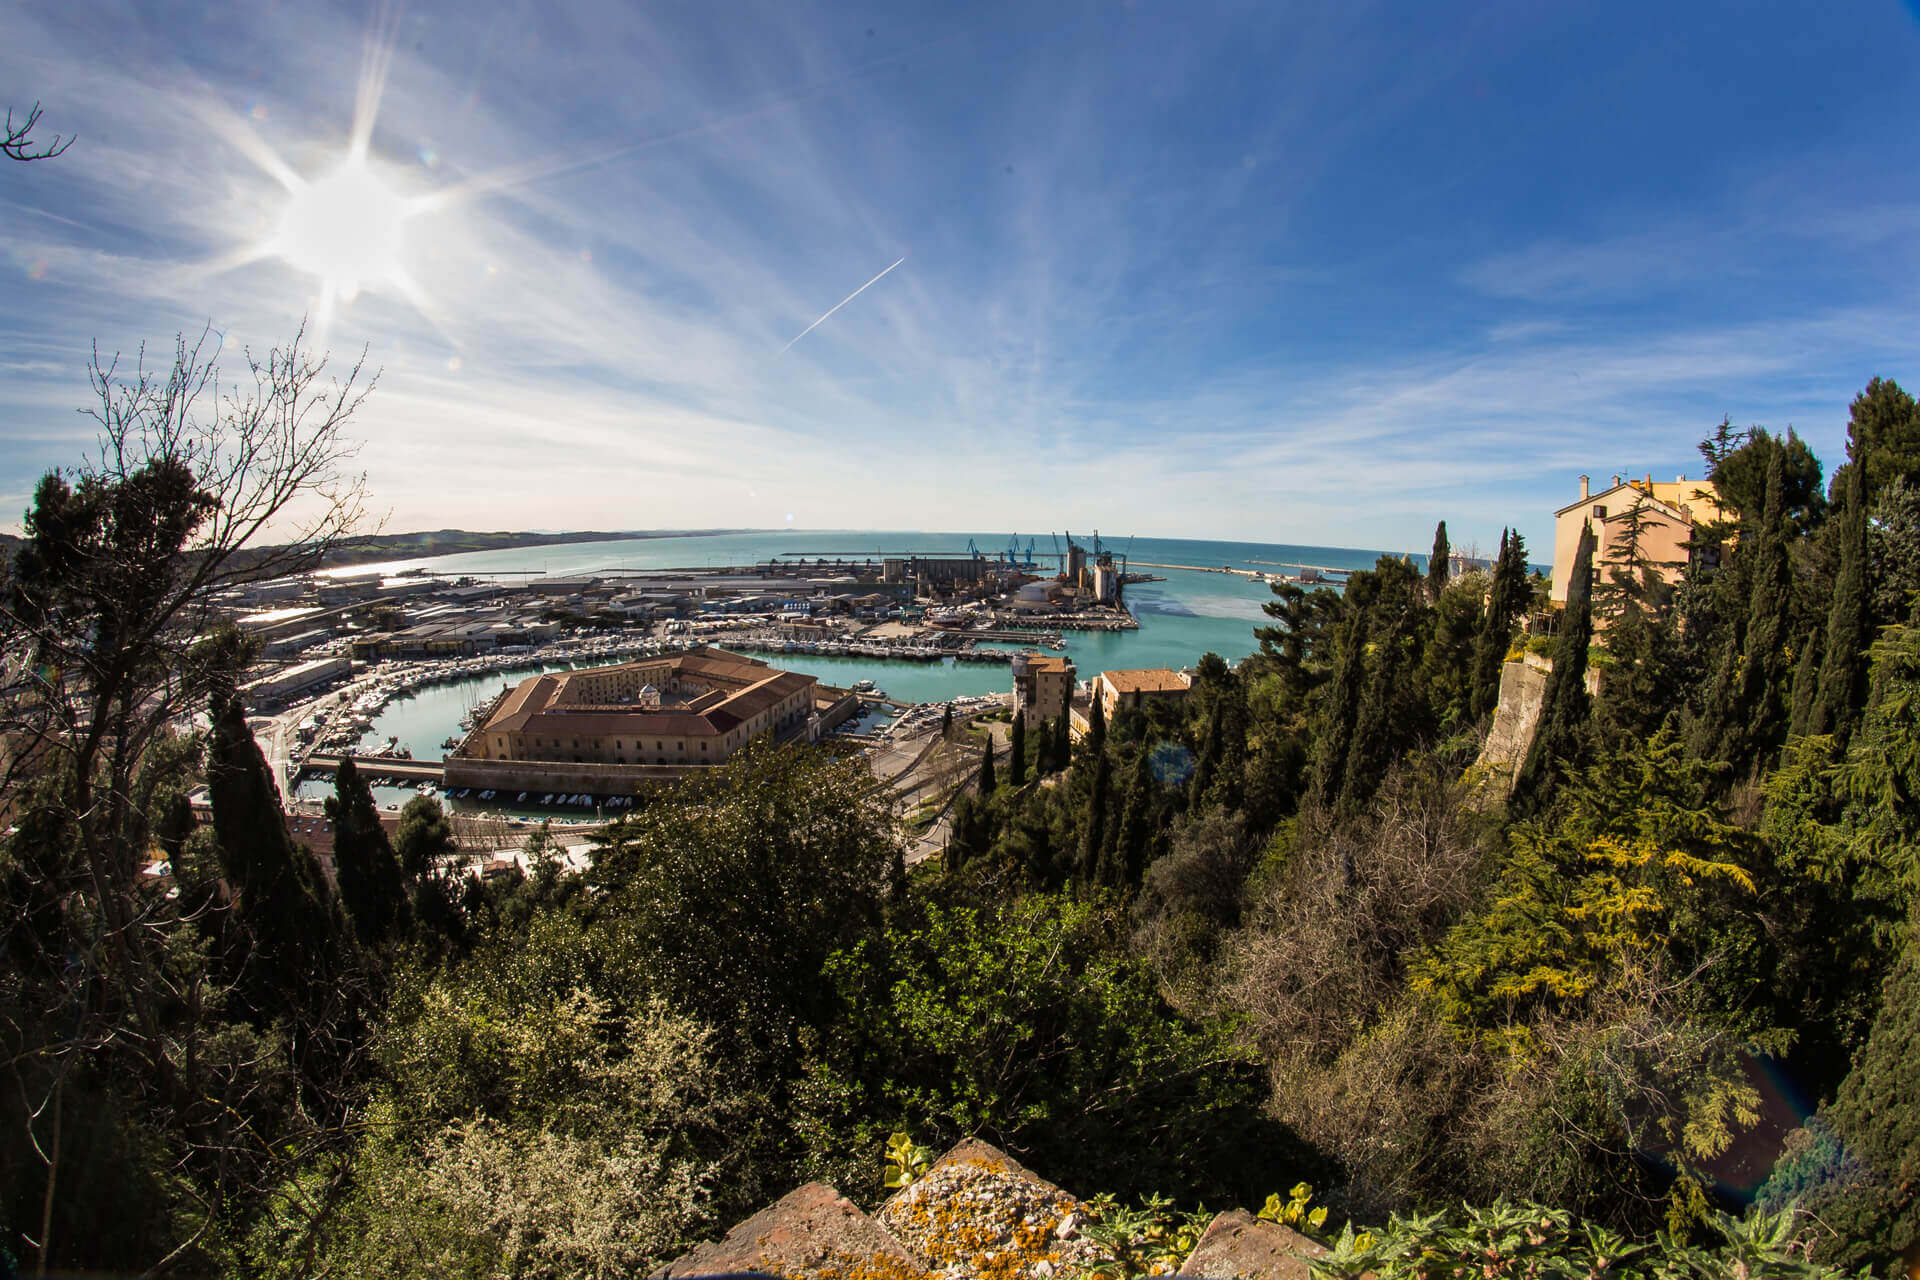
[303,753,445,785]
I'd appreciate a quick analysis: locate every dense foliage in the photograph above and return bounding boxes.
[4,375,1919,1276]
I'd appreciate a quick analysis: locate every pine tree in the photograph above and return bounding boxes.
[1514,522,1595,811]
[1790,926,1920,1272]
[979,737,997,794]
[205,687,340,1008]
[1009,712,1027,786]
[1813,457,1871,742]
[1428,519,1450,601]
[325,757,409,946]
[1592,492,1678,629]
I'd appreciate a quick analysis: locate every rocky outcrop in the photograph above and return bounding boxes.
[1477,653,1550,788]
[657,1138,1329,1280]
[1177,1209,1326,1280]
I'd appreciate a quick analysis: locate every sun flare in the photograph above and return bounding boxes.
[274,158,411,304]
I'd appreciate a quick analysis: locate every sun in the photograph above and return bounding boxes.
[273,157,410,304]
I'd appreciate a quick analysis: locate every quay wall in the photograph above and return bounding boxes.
[443,756,702,796]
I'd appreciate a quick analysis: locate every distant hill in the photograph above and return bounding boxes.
[311,528,769,571]
[1,528,770,577]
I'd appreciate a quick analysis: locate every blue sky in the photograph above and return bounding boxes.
[4,0,1919,555]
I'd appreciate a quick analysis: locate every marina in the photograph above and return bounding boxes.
[271,531,1406,813]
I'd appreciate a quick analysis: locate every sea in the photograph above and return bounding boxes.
[296,531,1413,811]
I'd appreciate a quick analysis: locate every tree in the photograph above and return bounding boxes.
[395,794,464,944]
[1470,529,1529,721]
[1514,523,1594,811]
[326,758,409,947]
[1813,458,1871,742]
[1079,740,1113,883]
[1763,925,1920,1274]
[1009,712,1027,786]
[1309,611,1370,808]
[1827,377,1920,510]
[979,737,997,795]
[1114,746,1158,888]
[0,325,371,1274]
[1428,520,1450,601]
[205,681,342,1012]
[3,101,72,161]
[1592,493,1679,630]
[940,703,953,739]
[1053,712,1071,775]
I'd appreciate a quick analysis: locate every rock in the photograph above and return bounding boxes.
[658,1181,933,1280]
[1176,1209,1327,1280]
[877,1139,1098,1280]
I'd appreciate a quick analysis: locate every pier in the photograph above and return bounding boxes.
[303,753,446,785]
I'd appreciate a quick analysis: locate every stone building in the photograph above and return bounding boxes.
[1011,652,1075,729]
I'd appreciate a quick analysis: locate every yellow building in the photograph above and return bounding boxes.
[1012,652,1076,729]
[1549,473,1725,605]
[468,648,815,767]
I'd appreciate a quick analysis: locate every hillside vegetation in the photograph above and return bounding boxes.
[3,379,1918,1276]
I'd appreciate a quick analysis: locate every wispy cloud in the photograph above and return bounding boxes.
[2,0,1918,553]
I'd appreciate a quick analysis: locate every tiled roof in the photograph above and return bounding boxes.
[479,650,811,742]
[1099,668,1190,693]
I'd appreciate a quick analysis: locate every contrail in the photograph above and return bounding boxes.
[781,255,907,353]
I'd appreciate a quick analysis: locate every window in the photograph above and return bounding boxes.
[1593,505,1607,519]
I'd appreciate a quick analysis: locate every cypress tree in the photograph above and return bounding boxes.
[1788,622,1824,738]
[1341,614,1412,817]
[1052,713,1071,774]
[940,703,953,739]
[1115,747,1156,888]
[325,757,409,946]
[979,737,997,794]
[1079,744,1113,883]
[205,687,339,1008]
[1428,519,1450,601]
[1187,705,1220,815]
[1009,712,1027,786]
[1086,691,1107,759]
[1727,445,1795,768]
[1470,529,1528,721]
[1813,457,1871,742]
[1514,522,1595,810]
[1310,611,1370,808]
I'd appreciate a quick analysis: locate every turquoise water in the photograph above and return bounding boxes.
[309,531,1405,808]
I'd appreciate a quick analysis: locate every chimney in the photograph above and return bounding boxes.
[1611,474,1622,488]
[1579,474,1590,499]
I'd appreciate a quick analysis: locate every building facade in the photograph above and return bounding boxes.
[464,648,816,769]
[1012,652,1076,729]
[1091,668,1192,719]
[1550,473,1726,606]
